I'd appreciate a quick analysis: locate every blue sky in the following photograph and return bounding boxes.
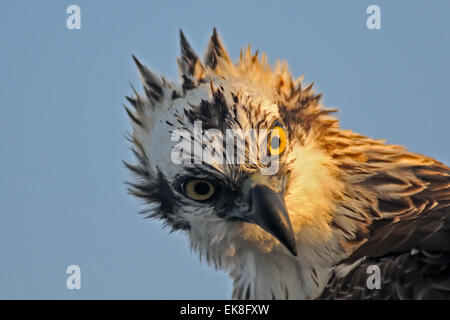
[0,0,449,299]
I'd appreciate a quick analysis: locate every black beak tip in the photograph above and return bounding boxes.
[289,244,298,256]
[282,237,298,256]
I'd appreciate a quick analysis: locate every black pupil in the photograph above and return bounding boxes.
[271,136,280,149]
[194,182,210,195]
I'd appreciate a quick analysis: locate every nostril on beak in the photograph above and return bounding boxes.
[235,201,250,212]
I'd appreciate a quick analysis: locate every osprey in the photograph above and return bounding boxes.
[124,29,450,299]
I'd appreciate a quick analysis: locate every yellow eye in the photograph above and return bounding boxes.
[268,126,287,156]
[184,179,215,201]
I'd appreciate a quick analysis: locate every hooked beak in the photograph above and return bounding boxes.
[238,182,297,256]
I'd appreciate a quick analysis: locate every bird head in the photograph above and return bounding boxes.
[125,29,345,262]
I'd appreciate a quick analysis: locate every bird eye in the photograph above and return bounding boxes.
[183,179,216,201]
[268,126,287,156]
